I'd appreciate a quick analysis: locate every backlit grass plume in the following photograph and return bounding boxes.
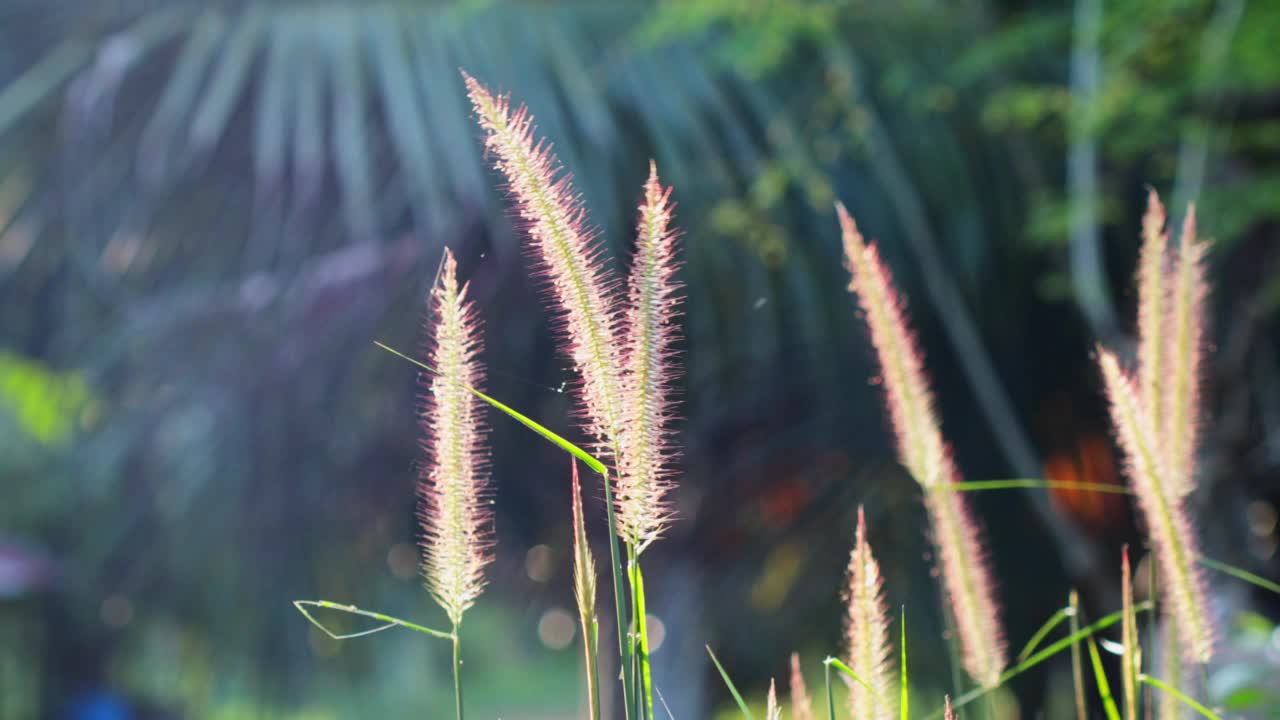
[790,652,814,720]
[1099,191,1214,664]
[767,679,781,720]
[617,164,682,550]
[463,72,626,451]
[845,506,896,720]
[418,248,491,627]
[1097,351,1213,663]
[839,203,1006,688]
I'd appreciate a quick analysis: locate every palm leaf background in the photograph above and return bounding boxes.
[2,0,1279,716]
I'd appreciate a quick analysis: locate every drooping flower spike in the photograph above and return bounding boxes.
[845,506,896,720]
[839,203,1006,688]
[463,72,626,451]
[418,248,492,626]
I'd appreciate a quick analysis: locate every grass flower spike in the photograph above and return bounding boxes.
[418,248,491,627]
[1137,189,1169,421]
[845,507,895,720]
[766,679,781,720]
[790,652,814,720]
[1162,208,1207,499]
[570,461,601,720]
[464,72,625,450]
[617,163,682,551]
[1097,350,1212,662]
[839,204,1006,687]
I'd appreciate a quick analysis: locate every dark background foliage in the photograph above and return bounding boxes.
[2,1,1279,717]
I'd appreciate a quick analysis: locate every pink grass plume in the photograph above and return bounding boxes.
[464,72,626,451]
[418,248,492,626]
[839,203,1006,687]
[845,507,896,720]
[1162,206,1208,499]
[1098,350,1213,662]
[790,652,813,720]
[617,163,682,551]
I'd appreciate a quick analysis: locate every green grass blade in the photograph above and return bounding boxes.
[292,600,454,641]
[826,657,885,707]
[936,601,1154,718]
[1018,606,1072,663]
[633,556,655,720]
[952,479,1132,495]
[1139,675,1221,720]
[900,610,908,720]
[706,646,754,720]
[1086,634,1121,720]
[1199,556,1280,595]
[374,341,606,474]
[825,659,836,720]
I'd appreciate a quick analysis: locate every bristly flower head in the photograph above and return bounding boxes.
[838,204,946,490]
[570,460,597,628]
[839,203,1006,687]
[1137,188,1169,421]
[845,506,896,720]
[617,163,682,550]
[1098,350,1213,662]
[766,679,781,720]
[1162,207,1207,499]
[418,248,492,625]
[463,72,626,450]
[790,652,813,720]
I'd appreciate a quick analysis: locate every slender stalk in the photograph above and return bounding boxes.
[452,622,464,720]
[604,471,634,719]
[631,552,655,720]
[1070,591,1086,720]
[825,661,836,720]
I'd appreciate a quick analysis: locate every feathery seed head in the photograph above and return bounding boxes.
[845,506,896,720]
[570,460,597,623]
[464,72,626,451]
[1137,188,1170,422]
[944,696,955,720]
[839,203,1006,686]
[924,482,1007,688]
[789,652,813,720]
[1098,349,1214,662]
[838,203,946,490]
[617,162,682,551]
[1162,206,1208,499]
[418,248,491,626]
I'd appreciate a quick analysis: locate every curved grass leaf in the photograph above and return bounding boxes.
[1140,675,1222,720]
[374,341,606,475]
[1199,556,1280,596]
[826,656,887,708]
[952,479,1132,495]
[292,600,453,641]
[935,601,1154,718]
[1017,606,1072,663]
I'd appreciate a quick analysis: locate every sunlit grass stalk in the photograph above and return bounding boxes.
[845,506,896,720]
[838,203,1006,688]
[767,679,782,720]
[571,461,601,720]
[418,249,492,720]
[1069,591,1086,720]
[1098,352,1213,663]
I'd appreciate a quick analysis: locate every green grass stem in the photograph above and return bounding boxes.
[706,646,753,720]
[291,600,453,641]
